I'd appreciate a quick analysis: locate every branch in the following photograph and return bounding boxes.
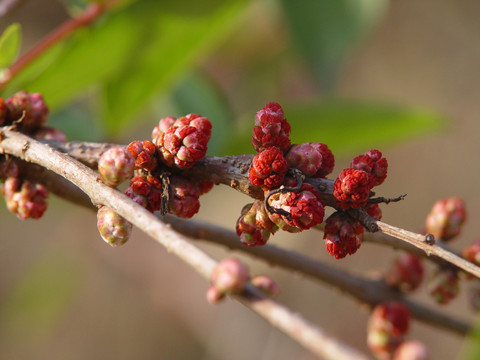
[40,140,480,280]
[159,215,470,336]
[9,152,469,336]
[0,129,371,360]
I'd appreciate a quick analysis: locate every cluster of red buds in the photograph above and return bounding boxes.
[206,257,279,304]
[241,102,341,248]
[96,113,215,246]
[241,102,390,261]
[367,302,428,360]
[0,91,68,220]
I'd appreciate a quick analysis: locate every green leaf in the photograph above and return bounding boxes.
[0,253,83,340]
[170,71,234,155]
[0,23,21,68]
[223,100,445,156]
[101,0,247,136]
[13,9,143,110]
[279,0,388,89]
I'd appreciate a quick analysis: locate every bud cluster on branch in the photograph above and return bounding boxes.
[0,92,478,360]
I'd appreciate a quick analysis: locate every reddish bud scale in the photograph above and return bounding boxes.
[155,114,212,169]
[367,150,388,185]
[236,202,273,247]
[198,180,214,195]
[351,149,388,188]
[2,177,48,219]
[127,140,158,172]
[267,183,325,232]
[168,175,201,218]
[125,175,163,212]
[323,211,364,259]
[428,268,459,305]
[97,206,132,247]
[425,197,466,241]
[311,142,335,178]
[98,147,135,187]
[385,253,424,292]
[333,168,371,209]
[365,203,383,220]
[249,146,289,190]
[285,143,323,177]
[252,102,291,153]
[6,91,48,133]
[210,258,250,295]
[152,116,176,142]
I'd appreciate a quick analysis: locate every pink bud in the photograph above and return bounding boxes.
[98,147,135,187]
[210,258,250,295]
[425,197,466,241]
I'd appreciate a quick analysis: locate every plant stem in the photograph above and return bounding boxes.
[39,139,480,280]
[0,128,372,360]
[0,2,105,89]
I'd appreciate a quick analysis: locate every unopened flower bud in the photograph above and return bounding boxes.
[425,197,466,241]
[97,206,132,247]
[385,253,424,292]
[98,147,135,187]
[210,258,250,295]
[428,268,459,305]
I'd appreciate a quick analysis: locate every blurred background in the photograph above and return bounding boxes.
[1,0,480,359]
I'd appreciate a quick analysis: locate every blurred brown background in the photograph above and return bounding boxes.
[1,0,480,359]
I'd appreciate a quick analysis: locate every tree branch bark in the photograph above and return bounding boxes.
[0,128,372,360]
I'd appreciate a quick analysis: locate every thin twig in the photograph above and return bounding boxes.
[8,155,469,336]
[0,129,371,360]
[39,140,480,280]
[160,215,470,336]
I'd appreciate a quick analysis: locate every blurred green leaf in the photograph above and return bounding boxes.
[101,0,246,136]
[8,9,143,110]
[0,253,83,340]
[0,23,21,68]
[280,0,388,89]
[49,104,104,141]
[223,100,444,156]
[171,71,233,155]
